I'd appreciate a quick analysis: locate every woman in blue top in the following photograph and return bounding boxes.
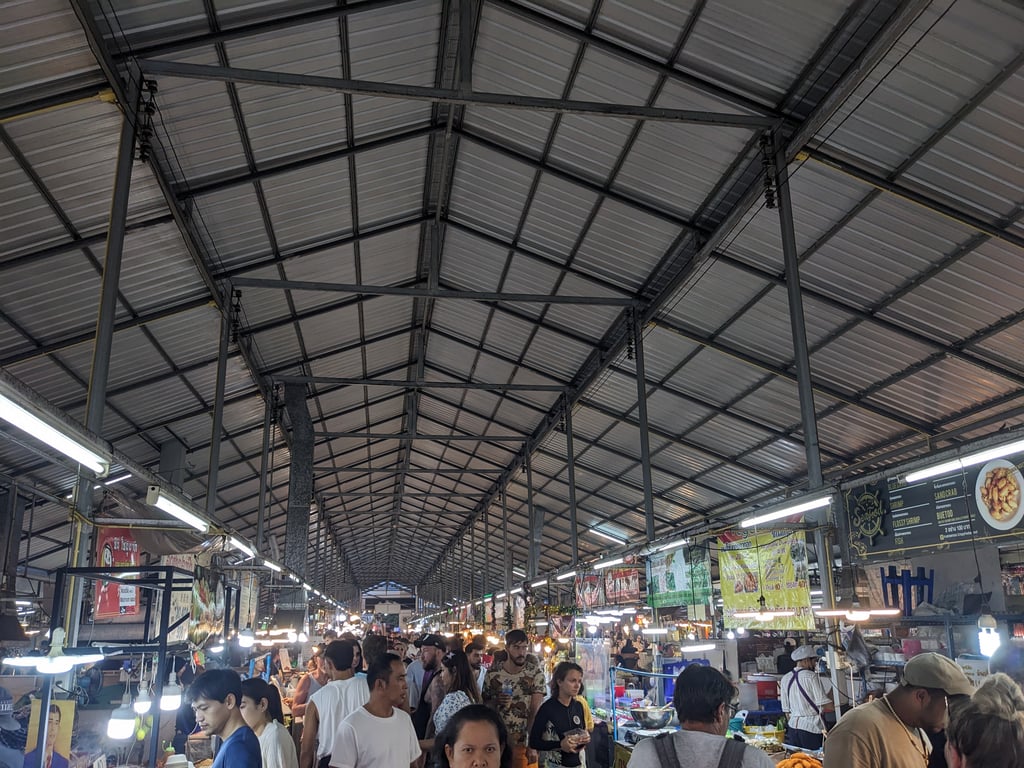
[189,669,263,768]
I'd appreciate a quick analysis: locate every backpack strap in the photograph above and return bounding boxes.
[652,732,681,768]
[715,738,746,768]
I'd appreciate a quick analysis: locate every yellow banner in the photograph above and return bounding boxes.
[718,530,814,631]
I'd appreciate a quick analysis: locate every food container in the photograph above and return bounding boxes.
[629,707,673,729]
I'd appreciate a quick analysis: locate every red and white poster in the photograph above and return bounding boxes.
[603,567,640,604]
[94,527,140,618]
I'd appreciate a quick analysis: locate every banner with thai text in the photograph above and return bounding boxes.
[94,527,139,618]
[646,546,713,607]
[718,530,814,630]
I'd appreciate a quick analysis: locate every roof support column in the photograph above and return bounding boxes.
[283,383,313,584]
[205,303,230,518]
[564,400,579,565]
[63,72,141,665]
[501,488,511,596]
[774,133,839,713]
[525,453,540,579]
[633,312,656,542]
[256,398,272,556]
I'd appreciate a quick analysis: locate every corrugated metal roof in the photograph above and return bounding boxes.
[3,0,1024,604]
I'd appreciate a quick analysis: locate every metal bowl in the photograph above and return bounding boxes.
[629,707,673,729]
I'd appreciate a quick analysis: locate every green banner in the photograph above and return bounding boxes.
[646,546,712,607]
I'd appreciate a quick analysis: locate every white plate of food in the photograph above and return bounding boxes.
[975,459,1024,531]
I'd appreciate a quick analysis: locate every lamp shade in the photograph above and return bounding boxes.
[133,689,151,715]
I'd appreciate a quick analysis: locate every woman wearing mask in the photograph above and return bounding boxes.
[240,677,299,768]
[944,673,1024,768]
[433,704,511,768]
[529,662,591,767]
[434,651,483,734]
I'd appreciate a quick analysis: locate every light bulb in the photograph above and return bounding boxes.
[108,695,136,740]
[587,624,598,635]
[238,627,256,649]
[726,630,735,640]
[133,689,151,714]
[36,656,74,674]
[160,674,182,712]
[978,628,1001,657]
[287,630,298,643]
[736,627,746,636]
[298,631,308,643]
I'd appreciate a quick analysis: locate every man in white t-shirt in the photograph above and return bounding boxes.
[332,653,422,768]
[780,645,832,750]
[300,640,370,768]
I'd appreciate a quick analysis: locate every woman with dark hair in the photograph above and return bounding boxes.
[240,677,299,768]
[433,703,512,768]
[529,662,590,767]
[434,651,483,734]
[626,665,774,768]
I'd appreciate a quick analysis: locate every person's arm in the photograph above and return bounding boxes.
[298,700,319,768]
[525,668,545,762]
[291,674,312,717]
[481,670,499,709]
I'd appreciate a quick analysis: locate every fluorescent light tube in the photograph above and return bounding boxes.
[657,539,689,552]
[594,557,624,570]
[262,560,282,572]
[741,495,832,528]
[905,438,1024,483]
[302,583,312,591]
[0,394,108,475]
[512,568,526,577]
[682,643,716,652]
[556,571,577,581]
[530,579,548,588]
[641,627,669,635]
[590,528,627,544]
[229,537,255,558]
[510,587,523,594]
[154,494,208,532]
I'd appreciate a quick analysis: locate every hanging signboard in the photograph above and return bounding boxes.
[844,452,1024,561]
[151,553,194,643]
[718,530,814,631]
[603,567,640,604]
[94,527,140,618]
[189,565,226,647]
[646,546,713,607]
[575,573,605,610]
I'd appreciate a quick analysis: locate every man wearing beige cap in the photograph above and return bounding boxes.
[823,652,973,768]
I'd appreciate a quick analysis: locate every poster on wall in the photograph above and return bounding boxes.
[647,546,713,607]
[189,565,226,647]
[23,699,74,768]
[844,448,1024,561]
[718,530,814,631]
[575,573,605,610]
[603,567,640,604]
[93,527,139,618]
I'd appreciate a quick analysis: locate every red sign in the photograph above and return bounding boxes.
[603,567,640,604]
[94,528,140,618]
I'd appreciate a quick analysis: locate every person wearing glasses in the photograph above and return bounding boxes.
[483,630,545,768]
[627,665,773,768]
[823,653,973,768]
[780,645,832,750]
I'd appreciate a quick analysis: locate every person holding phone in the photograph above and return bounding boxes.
[529,662,590,768]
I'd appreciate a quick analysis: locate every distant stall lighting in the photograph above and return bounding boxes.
[556,571,577,581]
[594,557,624,570]
[160,673,182,711]
[682,644,716,652]
[229,537,255,558]
[530,579,548,588]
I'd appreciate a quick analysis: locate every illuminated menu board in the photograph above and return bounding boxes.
[844,454,1024,560]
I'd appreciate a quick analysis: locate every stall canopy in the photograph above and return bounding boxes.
[2,0,1023,608]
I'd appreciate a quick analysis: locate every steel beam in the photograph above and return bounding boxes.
[315,467,505,474]
[275,375,566,391]
[316,432,527,441]
[256,397,272,555]
[322,491,487,498]
[231,276,635,305]
[138,59,777,127]
[502,489,511,595]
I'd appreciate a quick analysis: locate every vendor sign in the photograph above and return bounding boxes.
[646,546,712,607]
[718,530,814,631]
[603,567,640,603]
[94,527,139,618]
[575,573,605,609]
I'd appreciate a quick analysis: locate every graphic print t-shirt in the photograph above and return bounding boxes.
[482,663,546,747]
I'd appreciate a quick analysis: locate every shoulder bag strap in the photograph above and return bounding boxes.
[715,739,746,768]
[652,733,681,768]
[791,671,828,734]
